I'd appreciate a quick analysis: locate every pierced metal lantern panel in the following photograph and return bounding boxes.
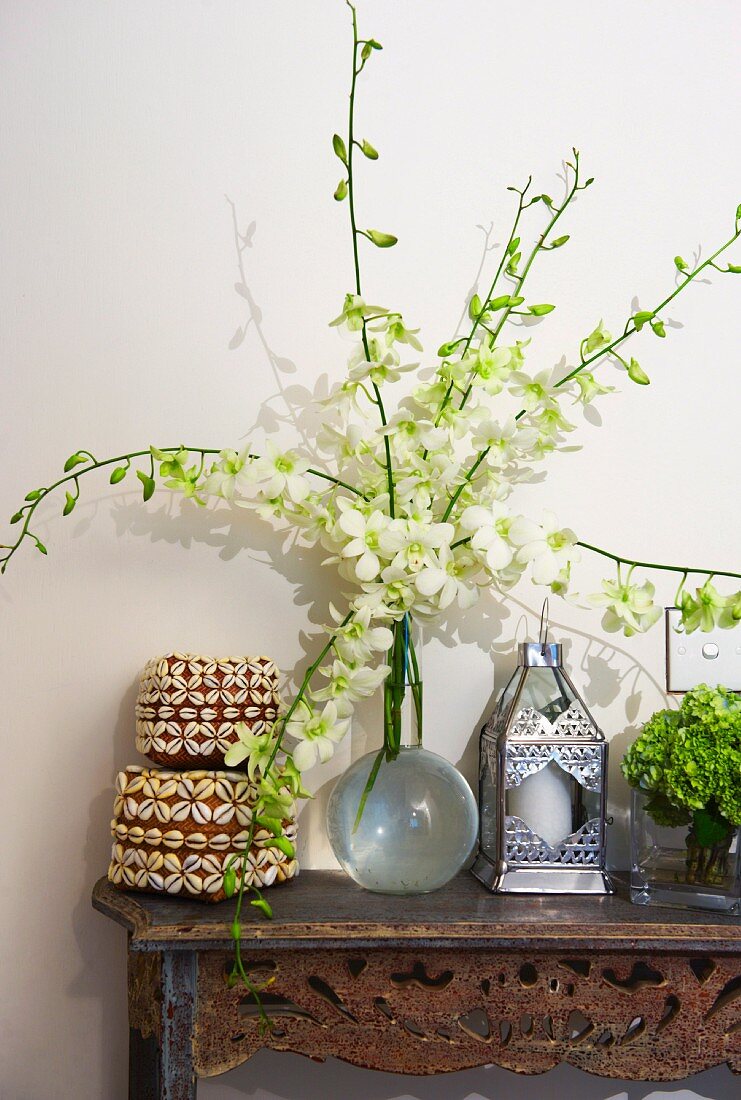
[473,640,613,895]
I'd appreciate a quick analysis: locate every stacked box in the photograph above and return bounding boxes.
[109,766,298,902]
[108,653,297,904]
[135,652,280,768]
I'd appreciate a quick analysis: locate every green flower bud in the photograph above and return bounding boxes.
[63,453,87,473]
[365,229,397,248]
[137,471,155,501]
[332,133,348,166]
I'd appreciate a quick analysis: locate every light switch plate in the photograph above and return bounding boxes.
[665,607,741,694]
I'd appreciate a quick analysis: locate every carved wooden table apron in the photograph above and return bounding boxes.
[92,870,741,1099]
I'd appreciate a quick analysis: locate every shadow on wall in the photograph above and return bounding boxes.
[198,1048,737,1100]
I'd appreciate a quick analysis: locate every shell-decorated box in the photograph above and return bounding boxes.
[108,765,298,903]
[135,652,280,768]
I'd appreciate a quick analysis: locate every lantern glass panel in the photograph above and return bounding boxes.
[515,665,578,722]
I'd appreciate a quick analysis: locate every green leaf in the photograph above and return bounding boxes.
[110,465,128,484]
[250,897,274,919]
[62,492,76,517]
[230,919,242,941]
[468,294,482,320]
[333,178,348,201]
[529,303,555,316]
[332,133,348,166]
[265,835,295,859]
[137,471,155,501]
[63,453,87,473]
[632,310,654,331]
[10,511,23,524]
[550,234,570,248]
[24,489,43,502]
[223,867,236,898]
[627,357,650,385]
[365,229,397,248]
[726,263,741,273]
[360,139,378,160]
[506,236,520,256]
[674,255,688,271]
[650,318,666,338]
[693,807,732,848]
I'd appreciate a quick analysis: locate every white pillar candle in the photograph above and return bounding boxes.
[508,761,573,848]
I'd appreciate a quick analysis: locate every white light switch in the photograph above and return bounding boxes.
[665,607,741,693]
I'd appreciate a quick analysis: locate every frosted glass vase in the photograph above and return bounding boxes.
[326,744,479,895]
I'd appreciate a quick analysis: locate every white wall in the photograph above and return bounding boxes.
[1,2,739,1098]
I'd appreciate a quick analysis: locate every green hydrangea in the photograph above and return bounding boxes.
[622,684,741,832]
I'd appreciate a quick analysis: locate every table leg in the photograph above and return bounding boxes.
[128,949,197,1100]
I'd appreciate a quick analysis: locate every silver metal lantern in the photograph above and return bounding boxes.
[472,609,613,894]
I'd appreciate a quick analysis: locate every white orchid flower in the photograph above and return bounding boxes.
[372,312,423,351]
[380,518,455,573]
[509,510,580,585]
[437,401,484,440]
[415,544,479,610]
[286,701,351,771]
[508,367,560,412]
[348,351,418,387]
[329,604,394,663]
[471,417,539,468]
[589,576,662,637]
[362,565,417,619]
[316,420,367,460]
[379,406,447,456]
[223,724,278,778]
[249,442,311,503]
[329,293,387,331]
[459,502,513,572]
[337,505,391,581]
[313,659,391,706]
[468,343,513,396]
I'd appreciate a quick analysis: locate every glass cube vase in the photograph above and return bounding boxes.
[630,788,741,914]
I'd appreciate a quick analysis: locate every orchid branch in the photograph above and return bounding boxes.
[442,212,741,524]
[342,1,396,517]
[577,541,741,582]
[1,447,363,573]
[523,221,741,414]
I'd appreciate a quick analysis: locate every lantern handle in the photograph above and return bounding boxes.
[538,598,550,652]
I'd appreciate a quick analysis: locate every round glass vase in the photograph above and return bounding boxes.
[326,616,479,895]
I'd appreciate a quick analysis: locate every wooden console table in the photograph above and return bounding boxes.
[93,871,741,1099]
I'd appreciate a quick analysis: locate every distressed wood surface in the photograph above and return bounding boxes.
[93,872,741,954]
[93,872,741,1088]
